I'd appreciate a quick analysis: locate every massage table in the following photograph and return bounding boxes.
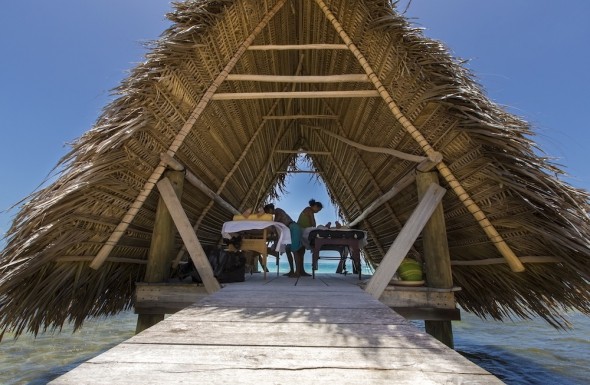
[303,227,367,280]
[221,214,290,279]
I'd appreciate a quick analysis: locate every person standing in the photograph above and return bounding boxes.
[295,199,323,276]
[263,203,300,277]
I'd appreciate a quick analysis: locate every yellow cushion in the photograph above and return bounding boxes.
[232,213,273,221]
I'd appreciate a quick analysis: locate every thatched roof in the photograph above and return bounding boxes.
[1,0,589,339]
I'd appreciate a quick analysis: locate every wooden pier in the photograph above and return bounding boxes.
[50,274,502,384]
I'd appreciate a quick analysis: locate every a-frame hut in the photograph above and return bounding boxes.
[1,0,589,340]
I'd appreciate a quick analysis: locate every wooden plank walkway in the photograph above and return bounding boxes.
[50,273,502,384]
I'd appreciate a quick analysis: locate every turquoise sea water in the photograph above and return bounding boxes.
[1,258,588,384]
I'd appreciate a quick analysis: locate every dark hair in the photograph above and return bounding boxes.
[309,199,323,209]
[263,203,275,213]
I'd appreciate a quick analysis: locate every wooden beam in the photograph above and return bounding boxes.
[417,172,453,290]
[160,153,185,171]
[263,115,338,120]
[348,171,416,228]
[393,307,461,321]
[365,183,446,299]
[451,256,563,266]
[157,177,221,294]
[276,170,321,174]
[136,170,184,333]
[134,283,208,315]
[144,170,185,284]
[211,90,380,100]
[416,152,443,172]
[417,172,454,348]
[226,74,369,83]
[316,128,427,163]
[275,150,331,155]
[183,170,240,215]
[90,0,287,270]
[376,285,459,309]
[247,43,348,50]
[55,256,147,264]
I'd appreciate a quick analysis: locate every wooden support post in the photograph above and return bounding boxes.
[136,170,184,334]
[157,177,221,294]
[364,183,446,299]
[416,171,455,348]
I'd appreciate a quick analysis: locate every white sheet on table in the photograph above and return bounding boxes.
[221,220,291,253]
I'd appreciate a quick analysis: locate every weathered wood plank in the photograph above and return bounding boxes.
[86,344,488,374]
[171,306,409,325]
[378,287,456,308]
[193,293,384,308]
[393,307,461,321]
[51,365,500,385]
[51,274,501,385]
[127,319,441,348]
[135,283,208,302]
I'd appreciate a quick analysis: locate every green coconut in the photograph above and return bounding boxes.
[398,258,423,281]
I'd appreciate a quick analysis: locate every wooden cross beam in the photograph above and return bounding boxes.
[157,177,221,294]
[365,183,446,299]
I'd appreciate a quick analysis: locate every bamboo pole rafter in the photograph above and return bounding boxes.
[313,0,525,272]
[90,0,288,270]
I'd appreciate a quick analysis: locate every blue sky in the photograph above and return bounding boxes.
[1,1,589,242]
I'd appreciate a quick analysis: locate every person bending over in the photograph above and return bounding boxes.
[295,199,323,276]
[264,203,300,277]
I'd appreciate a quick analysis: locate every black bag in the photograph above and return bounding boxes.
[216,250,246,283]
[183,246,245,284]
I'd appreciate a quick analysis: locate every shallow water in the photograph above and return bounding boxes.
[1,259,587,384]
[423,312,589,384]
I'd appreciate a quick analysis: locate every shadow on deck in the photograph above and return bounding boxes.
[50,273,499,384]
